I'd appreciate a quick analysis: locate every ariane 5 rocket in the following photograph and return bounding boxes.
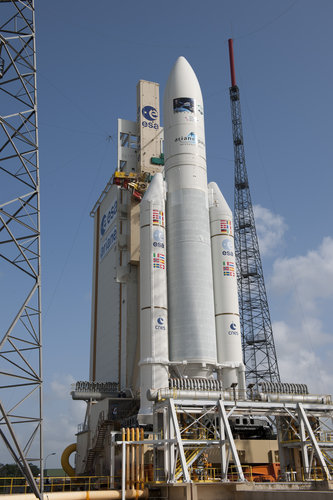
[139,56,245,422]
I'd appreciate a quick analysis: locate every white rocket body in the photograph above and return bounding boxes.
[139,173,169,423]
[138,58,246,403]
[163,57,217,378]
[208,182,245,391]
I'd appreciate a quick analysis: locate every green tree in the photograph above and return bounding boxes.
[0,463,40,477]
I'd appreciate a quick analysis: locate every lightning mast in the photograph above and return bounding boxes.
[0,1,42,497]
[228,39,280,388]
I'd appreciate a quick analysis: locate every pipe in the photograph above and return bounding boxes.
[131,428,135,489]
[147,388,233,401]
[71,391,122,400]
[258,393,332,404]
[126,428,130,489]
[140,428,144,489]
[148,388,331,405]
[7,490,148,500]
[135,428,140,489]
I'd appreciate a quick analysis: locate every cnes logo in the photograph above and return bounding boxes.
[228,322,239,335]
[155,317,166,331]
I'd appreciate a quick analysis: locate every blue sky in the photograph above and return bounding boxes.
[22,0,333,467]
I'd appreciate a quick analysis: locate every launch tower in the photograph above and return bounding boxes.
[228,39,280,388]
[0,1,42,497]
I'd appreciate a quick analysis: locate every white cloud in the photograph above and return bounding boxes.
[271,236,333,314]
[51,374,76,399]
[273,320,333,394]
[270,236,333,396]
[44,374,86,468]
[253,204,287,257]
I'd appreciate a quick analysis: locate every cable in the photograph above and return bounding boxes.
[44,140,111,317]
[234,1,299,40]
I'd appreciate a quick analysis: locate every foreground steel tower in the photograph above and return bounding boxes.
[228,39,280,388]
[0,1,42,497]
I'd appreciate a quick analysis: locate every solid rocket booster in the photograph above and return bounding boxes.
[208,182,245,390]
[163,57,217,378]
[139,173,169,423]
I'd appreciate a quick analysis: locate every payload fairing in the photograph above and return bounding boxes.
[139,57,245,421]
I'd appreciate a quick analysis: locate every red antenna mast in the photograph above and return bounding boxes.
[228,38,237,87]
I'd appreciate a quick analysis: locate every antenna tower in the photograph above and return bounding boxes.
[228,39,280,388]
[0,1,42,497]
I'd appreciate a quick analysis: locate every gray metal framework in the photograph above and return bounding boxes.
[0,1,42,497]
[114,397,333,486]
[158,398,333,482]
[230,82,280,388]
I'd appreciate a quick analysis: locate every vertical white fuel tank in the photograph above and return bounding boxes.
[208,182,245,390]
[164,57,217,378]
[139,173,169,423]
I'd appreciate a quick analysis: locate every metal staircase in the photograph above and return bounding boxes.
[84,412,113,474]
[175,445,207,480]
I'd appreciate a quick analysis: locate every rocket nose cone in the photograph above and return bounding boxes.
[164,56,202,105]
[172,56,194,76]
[142,172,165,203]
[208,182,232,217]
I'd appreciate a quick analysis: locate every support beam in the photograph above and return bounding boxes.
[218,400,245,482]
[297,403,331,480]
[218,411,227,481]
[298,406,310,480]
[169,399,191,483]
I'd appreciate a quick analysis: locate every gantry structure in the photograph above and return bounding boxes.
[0,1,42,497]
[228,39,280,389]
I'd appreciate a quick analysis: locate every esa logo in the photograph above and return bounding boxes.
[142,106,159,130]
[153,229,165,249]
[142,106,158,121]
[155,317,166,331]
[100,227,117,261]
[228,322,239,335]
[222,238,234,257]
[101,200,117,237]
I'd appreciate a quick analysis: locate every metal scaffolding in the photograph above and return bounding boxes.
[0,0,42,497]
[228,39,280,388]
[114,396,333,486]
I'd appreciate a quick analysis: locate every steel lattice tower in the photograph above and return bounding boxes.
[228,39,280,389]
[0,1,43,497]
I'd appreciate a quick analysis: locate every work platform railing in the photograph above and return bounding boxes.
[3,464,333,496]
[0,476,111,495]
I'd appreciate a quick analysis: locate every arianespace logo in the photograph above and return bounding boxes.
[100,200,117,237]
[142,106,159,130]
[175,132,197,145]
[174,132,205,147]
[155,317,166,331]
[228,322,239,336]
